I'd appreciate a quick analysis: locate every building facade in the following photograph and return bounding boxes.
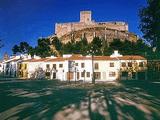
[0,61,3,73]
[1,54,32,77]
[16,51,147,82]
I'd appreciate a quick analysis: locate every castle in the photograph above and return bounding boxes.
[50,11,138,43]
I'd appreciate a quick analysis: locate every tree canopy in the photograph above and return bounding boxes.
[12,42,31,55]
[12,36,154,59]
[139,0,160,51]
[34,38,53,58]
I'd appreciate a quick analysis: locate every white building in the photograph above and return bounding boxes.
[0,61,3,74]
[19,51,147,82]
[2,54,31,77]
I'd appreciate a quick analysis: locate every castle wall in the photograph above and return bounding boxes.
[55,21,128,38]
[52,11,137,44]
[58,27,137,44]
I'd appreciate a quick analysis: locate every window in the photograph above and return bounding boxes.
[59,64,63,68]
[19,64,22,69]
[109,72,116,77]
[132,72,136,79]
[53,73,56,79]
[110,62,114,67]
[81,63,85,68]
[87,72,90,77]
[94,72,101,79]
[128,62,132,67]
[121,72,128,77]
[81,72,85,77]
[77,72,80,79]
[94,63,99,70]
[24,64,27,69]
[75,63,78,66]
[139,62,144,67]
[121,62,126,67]
[53,64,56,69]
[46,64,50,69]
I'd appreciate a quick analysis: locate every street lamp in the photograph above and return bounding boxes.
[83,70,86,83]
[115,57,121,81]
[74,66,77,84]
[62,69,64,81]
[87,46,97,84]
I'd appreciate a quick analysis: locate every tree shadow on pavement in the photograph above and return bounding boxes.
[0,81,160,120]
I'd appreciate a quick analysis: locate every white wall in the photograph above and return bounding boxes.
[23,57,147,81]
[93,60,121,82]
[71,59,93,82]
[0,62,3,73]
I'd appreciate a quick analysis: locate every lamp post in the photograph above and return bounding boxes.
[115,57,121,81]
[87,46,96,84]
[83,70,86,83]
[75,66,77,84]
[62,69,64,81]
[92,54,95,84]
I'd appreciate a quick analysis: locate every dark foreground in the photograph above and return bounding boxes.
[0,80,160,120]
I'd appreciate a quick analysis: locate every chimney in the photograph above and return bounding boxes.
[110,50,123,58]
[33,55,41,59]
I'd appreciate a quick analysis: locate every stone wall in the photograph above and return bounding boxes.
[52,27,138,44]
[52,11,137,44]
[55,21,128,38]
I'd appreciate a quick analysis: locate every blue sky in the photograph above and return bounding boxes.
[0,0,146,59]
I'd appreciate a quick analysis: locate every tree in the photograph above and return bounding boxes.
[52,37,63,51]
[19,42,30,54]
[30,67,46,79]
[80,37,89,55]
[90,37,103,55]
[133,39,151,56]
[51,37,63,56]
[62,41,74,54]
[28,46,35,57]
[139,0,160,51]
[35,38,53,58]
[12,45,20,55]
[110,39,124,51]
[120,40,133,55]
[12,42,31,54]
[103,45,113,56]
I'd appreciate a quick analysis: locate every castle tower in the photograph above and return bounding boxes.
[80,11,92,23]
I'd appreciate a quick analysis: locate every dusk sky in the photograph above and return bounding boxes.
[0,0,146,59]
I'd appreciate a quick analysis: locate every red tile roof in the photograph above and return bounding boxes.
[117,56,146,60]
[46,57,65,62]
[68,55,146,61]
[23,58,49,62]
[22,55,146,63]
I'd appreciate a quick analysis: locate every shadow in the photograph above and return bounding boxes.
[104,90,118,120]
[0,80,160,120]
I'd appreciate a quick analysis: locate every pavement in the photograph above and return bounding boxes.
[0,80,160,120]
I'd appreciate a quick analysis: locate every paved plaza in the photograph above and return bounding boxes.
[0,80,160,120]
